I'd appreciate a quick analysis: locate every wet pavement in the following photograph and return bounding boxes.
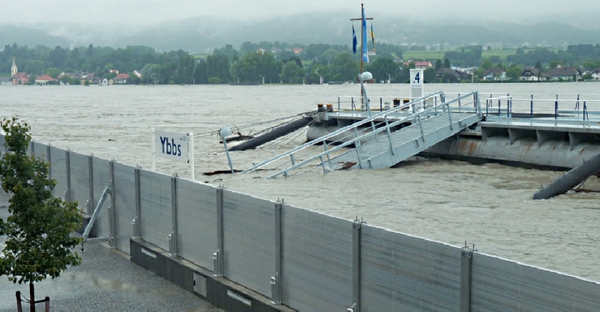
[0,190,223,311]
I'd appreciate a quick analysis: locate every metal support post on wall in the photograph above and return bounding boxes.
[213,185,225,277]
[108,160,117,248]
[460,242,475,312]
[168,174,179,257]
[350,216,364,312]
[47,144,52,180]
[88,155,95,216]
[65,150,71,202]
[132,166,142,238]
[271,199,284,305]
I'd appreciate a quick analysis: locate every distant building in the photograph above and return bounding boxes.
[11,59,18,78]
[435,68,468,82]
[9,59,30,85]
[114,73,130,84]
[402,61,433,70]
[519,67,541,81]
[35,74,57,85]
[414,61,433,69]
[545,67,579,81]
[13,73,29,84]
[482,68,507,81]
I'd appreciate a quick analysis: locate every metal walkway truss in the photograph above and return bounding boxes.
[243,91,482,178]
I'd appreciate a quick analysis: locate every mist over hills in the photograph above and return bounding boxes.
[2,11,600,54]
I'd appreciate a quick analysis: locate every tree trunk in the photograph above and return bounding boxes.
[29,282,35,312]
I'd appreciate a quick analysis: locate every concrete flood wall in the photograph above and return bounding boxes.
[2,134,600,311]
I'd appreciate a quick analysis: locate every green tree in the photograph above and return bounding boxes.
[205,54,230,84]
[328,52,358,82]
[549,60,564,69]
[0,117,82,311]
[280,62,303,83]
[443,59,451,68]
[208,77,222,84]
[47,46,68,69]
[27,74,37,85]
[231,51,281,83]
[506,64,523,80]
[213,44,238,62]
[140,63,161,84]
[46,67,61,78]
[366,57,400,83]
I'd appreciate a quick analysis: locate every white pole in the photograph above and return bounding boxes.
[189,132,195,180]
[223,140,234,173]
[219,127,235,173]
[151,127,156,171]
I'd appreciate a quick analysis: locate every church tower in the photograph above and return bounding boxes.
[11,58,18,78]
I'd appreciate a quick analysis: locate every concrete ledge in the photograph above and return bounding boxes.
[130,239,295,312]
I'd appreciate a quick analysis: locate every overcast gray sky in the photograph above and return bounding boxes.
[2,0,599,25]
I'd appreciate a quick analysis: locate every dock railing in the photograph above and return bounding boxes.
[268,92,481,178]
[242,91,483,177]
[335,94,443,112]
[242,91,447,175]
[446,92,600,123]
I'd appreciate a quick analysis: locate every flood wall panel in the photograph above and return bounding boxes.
[0,134,5,153]
[69,151,90,212]
[361,225,461,311]
[31,142,48,161]
[139,169,171,251]
[91,157,111,239]
[471,253,600,311]
[222,189,275,297]
[112,162,136,254]
[5,142,600,312]
[176,179,217,269]
[281,205,353,311]
[49,146,68,198]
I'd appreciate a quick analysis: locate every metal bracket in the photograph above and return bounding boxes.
[213,249,223,277]
[270,273,280,305]
[81,181,113,250]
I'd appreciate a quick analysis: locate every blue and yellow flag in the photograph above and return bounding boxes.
[370,23,376,52]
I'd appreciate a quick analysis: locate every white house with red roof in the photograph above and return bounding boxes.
[402,61,433,70]
[35,74,58,85]
[114,73,130,84]
[414,61,433,69]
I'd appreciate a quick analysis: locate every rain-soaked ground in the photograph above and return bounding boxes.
[0,191,222,312]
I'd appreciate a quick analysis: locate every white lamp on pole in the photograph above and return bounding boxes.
[359,71,373,117]
[219,127,235,173]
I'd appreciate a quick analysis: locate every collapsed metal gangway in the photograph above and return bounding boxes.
[243,91,482,178]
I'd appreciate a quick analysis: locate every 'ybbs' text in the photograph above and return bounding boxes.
[160,136,182,157]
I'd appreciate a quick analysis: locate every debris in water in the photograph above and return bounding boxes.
[203,169,242,176]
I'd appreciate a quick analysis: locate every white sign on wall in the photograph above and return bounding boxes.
[154,129,190,162]
[410,68,424,99]
[151,128,195,179]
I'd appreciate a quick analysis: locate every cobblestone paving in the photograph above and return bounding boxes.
[0,191,223,312]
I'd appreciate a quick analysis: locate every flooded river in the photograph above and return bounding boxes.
[1,82,599,281]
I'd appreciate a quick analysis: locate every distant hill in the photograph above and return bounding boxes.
[2,12,600,53]
[0,25,69,48]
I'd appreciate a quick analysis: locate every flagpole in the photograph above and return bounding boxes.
[350,4,373,75]
[360,3,364,74]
